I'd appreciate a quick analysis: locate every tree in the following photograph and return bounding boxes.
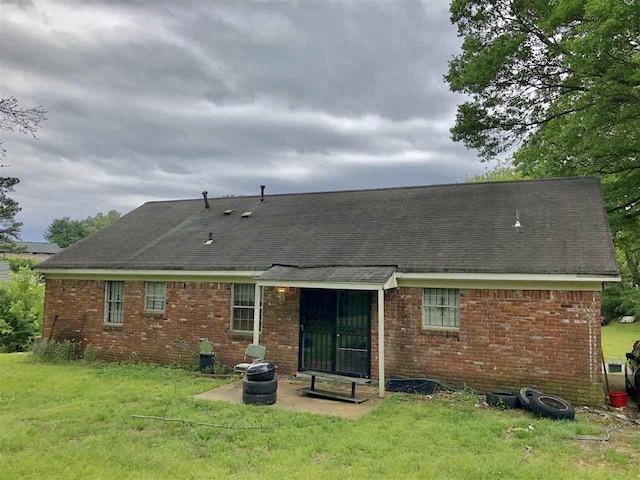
[83,210,122,235]
[0,97,47,250]
[447,0,640,284]
[466,161,525,183]
[44,217,87,248]
[44,210,121,248]
[0,177,22,251]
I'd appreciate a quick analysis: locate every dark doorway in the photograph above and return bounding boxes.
[299,289,371,378]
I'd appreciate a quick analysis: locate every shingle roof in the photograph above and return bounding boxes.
[257,265,397,284]
[1,242,61,254]
[38,177,619,276]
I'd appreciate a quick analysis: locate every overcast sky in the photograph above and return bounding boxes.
[1,0,486,241]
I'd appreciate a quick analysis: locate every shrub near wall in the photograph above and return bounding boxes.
[0,267,44,352]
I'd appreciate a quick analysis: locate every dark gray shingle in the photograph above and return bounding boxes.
[38,177,619,276]
[257,265,397,284]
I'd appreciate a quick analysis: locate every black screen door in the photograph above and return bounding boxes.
[299,289,371,378]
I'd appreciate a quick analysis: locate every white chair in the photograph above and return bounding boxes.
[234,344,267,374]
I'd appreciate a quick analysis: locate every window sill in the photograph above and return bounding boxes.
[103,323,124,331]
[227,329,261,339]
[421,328,460,339]
[143,310,165,316]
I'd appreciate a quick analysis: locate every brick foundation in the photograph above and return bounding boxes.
[43,280,604,405]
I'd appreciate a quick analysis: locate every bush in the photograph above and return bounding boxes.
[82,343,96,362]
[32,338,82,362]
[0,267,44,352]
[6,258,39,273]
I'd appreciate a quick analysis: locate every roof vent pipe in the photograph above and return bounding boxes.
[260,185,265,202]
[513,210,522,228]
[202,191,210,209]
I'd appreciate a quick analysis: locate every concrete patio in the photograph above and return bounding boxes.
[195,377,388,420]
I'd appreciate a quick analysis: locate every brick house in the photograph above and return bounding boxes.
[38,177,619,405]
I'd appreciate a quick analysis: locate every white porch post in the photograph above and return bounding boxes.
[377,288,385,398]
[253,284,261,345]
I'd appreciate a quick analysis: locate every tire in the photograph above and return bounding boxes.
[518,387,542,411]
[243,378,277,395]
[529,393,575,420]
[246,370,275,382]
[486,390,520,409]
[243,391,277,405]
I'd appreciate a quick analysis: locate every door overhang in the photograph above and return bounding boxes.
[254,265,398,291]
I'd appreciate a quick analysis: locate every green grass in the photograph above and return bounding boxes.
[601,320,640,362]
[0,354,638,479]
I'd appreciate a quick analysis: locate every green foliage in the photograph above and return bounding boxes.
[82,343,97,362]
[6,257,39,272]
[44,210,121,248]
[0,177,22,251]
[31,338,80,362]
[448,0,640,313]
[43,217,85,248]
[466,162,525,183]
[0,267,44,352]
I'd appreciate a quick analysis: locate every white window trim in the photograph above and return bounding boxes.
[422,288,461,331]
[230,283,263,333]
[104,281,125,325]
[144,281,166,313]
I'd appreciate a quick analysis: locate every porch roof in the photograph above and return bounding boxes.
[255,265,397,289]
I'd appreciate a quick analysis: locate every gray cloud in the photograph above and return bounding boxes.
[1,0,485,241]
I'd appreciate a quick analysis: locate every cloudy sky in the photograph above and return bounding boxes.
[1,0,486,241]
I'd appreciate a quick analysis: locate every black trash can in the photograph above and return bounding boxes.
[199,353,213,372]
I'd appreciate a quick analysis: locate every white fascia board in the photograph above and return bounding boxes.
[40,269,263,281]
[256,279,384,291]
[395,272,621,282]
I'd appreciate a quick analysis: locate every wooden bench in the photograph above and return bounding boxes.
[297,371,371,404]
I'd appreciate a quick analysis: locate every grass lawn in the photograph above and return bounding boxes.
[0,355,638,479]
[601,320,640,362]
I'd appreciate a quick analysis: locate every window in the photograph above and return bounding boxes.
[231,284,261,332]
[422,288,460,330]
[104,281,125,324]
[145,282,166,312]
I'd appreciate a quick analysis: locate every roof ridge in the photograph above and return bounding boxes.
[142,176,598,204]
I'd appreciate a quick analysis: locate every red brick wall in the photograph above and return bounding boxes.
[378,287,603,405]
[43,280,603,404]
[43,279,295,368]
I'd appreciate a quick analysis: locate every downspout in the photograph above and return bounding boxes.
[378,288,385,399]
[253,285,261,345]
